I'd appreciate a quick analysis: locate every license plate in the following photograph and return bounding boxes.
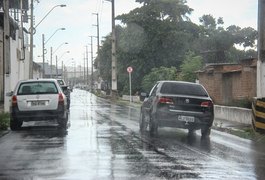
[178,115,195,122]
[31,100,46,106]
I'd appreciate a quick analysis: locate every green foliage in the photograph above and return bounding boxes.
[177,51,203,82]
[229,99,252,109]
[0,112,9,130]
[141,66,177,92]
[96,0,257,97]
[195,14,257,63]
[95,34,112,84]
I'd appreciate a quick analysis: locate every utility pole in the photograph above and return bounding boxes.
[61,60,64,79]
[93,13,100,74]
[86,46,89,86]
[3,0,10,111]
[42,34,45,77]
[257,0,265,98]
[50,47,53,78]
[111,0,117,97]
[252,0,265,131]
[4,0,10,75]
[29,0,34,79]
[83,53,86,83]
[56,55,58,78]
[90,36,94,91]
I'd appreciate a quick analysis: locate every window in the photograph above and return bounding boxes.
[149,83,159,97]
[160,82,208,97]
[18,82,58,95]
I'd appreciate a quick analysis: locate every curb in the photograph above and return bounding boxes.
[0,130,9,138]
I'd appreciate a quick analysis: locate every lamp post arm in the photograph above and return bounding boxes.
[45,28,65,45]
[53,42,68,55]
[35,5,66,29]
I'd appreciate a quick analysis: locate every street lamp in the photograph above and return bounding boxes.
[46,28,65,45]
[35,5,67,29]
[42,28,66,78]
[52,42,68,78]
[29,3,66,78]
[56,51,70,78]
[53,42,68,55]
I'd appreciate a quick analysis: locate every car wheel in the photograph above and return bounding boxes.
[10,117,22,131]
[67,100,70,109]
[139,110,147,132]
[188,128,195,135]
[149,114,158,136]
[201,127,211,137]
[58,112,68,129]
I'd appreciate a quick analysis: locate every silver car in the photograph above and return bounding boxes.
[8,79,69,130]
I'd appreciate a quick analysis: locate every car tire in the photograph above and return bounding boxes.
[201,127,211,137]
[58,112,68,129]
[188,128,195,135]
[10,117,22,131]
[139,111,147,132]
[149,114,158,136]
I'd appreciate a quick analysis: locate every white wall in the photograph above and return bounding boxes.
[214,105,252,125]
[4,28,30,112]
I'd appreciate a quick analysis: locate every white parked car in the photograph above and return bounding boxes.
[7,79,69,130]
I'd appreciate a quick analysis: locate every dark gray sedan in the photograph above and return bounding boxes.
[140,81,214,137]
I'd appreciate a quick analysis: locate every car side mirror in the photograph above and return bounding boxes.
[6,91,13,96]
[140,92,148,101]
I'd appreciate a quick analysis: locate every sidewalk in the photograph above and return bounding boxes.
[213,118,252,131]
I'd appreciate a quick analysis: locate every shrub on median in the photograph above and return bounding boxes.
[0,112,10,130]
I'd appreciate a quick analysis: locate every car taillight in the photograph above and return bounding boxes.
[201,101,213,108]
[158,97,174,105]
[58,93,64,104]
[12,95,17,106]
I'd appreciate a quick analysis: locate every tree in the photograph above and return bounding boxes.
[177,51,203,82]
[195,14,257,64]
[141,66,177,92]
[95,1,257,96]
[95,35,112,85]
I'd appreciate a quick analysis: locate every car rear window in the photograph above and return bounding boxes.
[18,82,58,95]
[160,82,208,97]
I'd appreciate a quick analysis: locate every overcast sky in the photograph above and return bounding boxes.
[31,0,258,68]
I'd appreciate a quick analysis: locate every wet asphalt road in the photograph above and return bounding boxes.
[0,89,265,180]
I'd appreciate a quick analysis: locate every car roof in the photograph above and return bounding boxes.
[157,80,200,85]
[17,79,59,84]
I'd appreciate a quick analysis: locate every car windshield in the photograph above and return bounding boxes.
[18,82,58,95]
[160,82,209,97]
[1,1,264,180]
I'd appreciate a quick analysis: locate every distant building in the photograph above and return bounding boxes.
[197,58,257,106]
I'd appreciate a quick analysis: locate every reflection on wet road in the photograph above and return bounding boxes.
[0,89,265,179]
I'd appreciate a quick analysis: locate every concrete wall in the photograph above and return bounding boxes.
[122,95,140,102]
[198,60,257,106]
[214,105,252,125]
[4,28,30,112]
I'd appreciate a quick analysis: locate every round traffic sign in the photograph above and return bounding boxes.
[127,66,133,73]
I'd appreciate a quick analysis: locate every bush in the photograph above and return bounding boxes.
[0,112,10,130]
[229,99,252,109]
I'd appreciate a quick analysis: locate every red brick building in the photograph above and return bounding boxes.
[197,58,257,105]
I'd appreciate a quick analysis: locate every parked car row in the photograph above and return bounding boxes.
[7,78,71,130]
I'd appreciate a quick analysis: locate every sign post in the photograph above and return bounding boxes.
[127,67,133,102]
